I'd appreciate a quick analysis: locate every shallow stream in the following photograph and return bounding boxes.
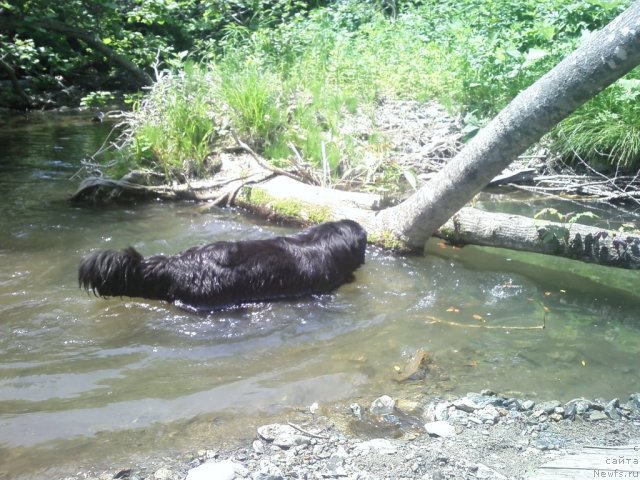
[1,114,639,478]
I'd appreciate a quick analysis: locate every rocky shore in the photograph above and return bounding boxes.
[65,390,640,480]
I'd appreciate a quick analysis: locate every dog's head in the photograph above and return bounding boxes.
[335,219,367,265]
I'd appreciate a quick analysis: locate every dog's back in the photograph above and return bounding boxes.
[79,219,367,309]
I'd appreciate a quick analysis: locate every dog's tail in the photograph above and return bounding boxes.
[79,247,144,298]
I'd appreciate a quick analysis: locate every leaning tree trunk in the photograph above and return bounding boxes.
[373,2,640,250]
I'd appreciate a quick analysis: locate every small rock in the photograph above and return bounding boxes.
[257,424,295,441]
[350,403,363,419]
[565,398,591,415]
[564,402,577,420]
[467,415,483,425]
[434,402,451,421]
[353,438,398,455]
[476,405,500,424]
[370,395,395,415]
[534,437,561,451]
[274,433,310,449]
[253,439,266,454]
[605,398,621,419]
[474,463,508,480]
[448,408,471,424]
[517,399,535,411]
[425,421,456,438]
[254,458,284,480]
[454,397,480,413]
[186,460,246,480]
[257,424,309,449]
[534,400,561,416]
[153,467,174,480]
[628,393,640,410]
[324,446,349,477]
[588,411,609,422]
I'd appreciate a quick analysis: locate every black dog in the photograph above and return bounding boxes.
[79,219,366,309]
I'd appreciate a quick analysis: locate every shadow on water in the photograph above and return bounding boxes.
[0,114,639,479]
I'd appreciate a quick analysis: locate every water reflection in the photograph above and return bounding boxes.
[0,114,639,479]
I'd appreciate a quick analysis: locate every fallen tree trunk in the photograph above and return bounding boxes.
[235,175,640,269]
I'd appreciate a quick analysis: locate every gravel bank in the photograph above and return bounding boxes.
[62,390,640,480]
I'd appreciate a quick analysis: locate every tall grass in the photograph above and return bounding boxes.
[117,64,221,180]
[550,73,640,172]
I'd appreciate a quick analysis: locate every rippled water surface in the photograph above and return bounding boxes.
[1,114,639,478]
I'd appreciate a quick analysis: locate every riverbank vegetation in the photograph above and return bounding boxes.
[2,0,638,177]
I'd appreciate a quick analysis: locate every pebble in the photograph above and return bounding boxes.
[425,421,456,438]
[533,400,561,416]
[434,402,451,421]
[453,397,480,413]
[370,395,395,415]
[517,399,535,411]
[353,438,399,455]
[477,405,500,424]
[257,424,310,449]
[588,411,609,422]
[153,467,174,480]
[605,398,621,419]
[254,458,284,480]
[186,460,247,480]
[628,393,640,409]
[253,440,266,454]
[63,388,640,480]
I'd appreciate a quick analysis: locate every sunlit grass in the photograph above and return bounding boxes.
[118,63,220,180]
[550,74,640,172]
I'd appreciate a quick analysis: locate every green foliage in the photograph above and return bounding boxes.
[10,0,635,178]
[116,64,220,180]
[550,69,640,172]
[80,91,115,108]
[534,208,600,246]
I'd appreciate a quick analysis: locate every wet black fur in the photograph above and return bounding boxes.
[79,220,367,309]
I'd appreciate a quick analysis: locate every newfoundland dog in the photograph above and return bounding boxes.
[79,219,367,309]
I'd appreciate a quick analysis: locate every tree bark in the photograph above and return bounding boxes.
[441,208,640,269]
[373,2,640,249]
[0,15,153,89]
[0,57,33,108]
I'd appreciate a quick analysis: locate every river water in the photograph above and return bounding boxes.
[1,114,639,478]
